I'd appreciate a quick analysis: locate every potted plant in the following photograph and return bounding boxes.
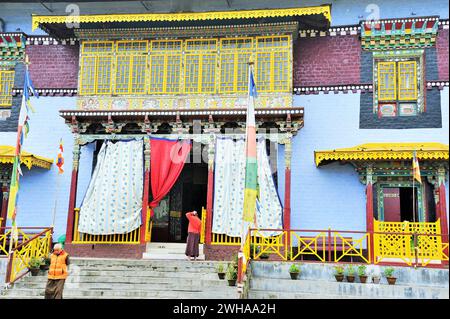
[384,267,397,285]
[357,265,368,283]
[333,265,345,282]
[289,264,301,280]
[28,257,41,276]
[226,264,237,286]
[371,270,381,284]
[40,255,51,271]
[260,252,270,260]
[232,253,239,269]
[345,265,356,283]
[216,263,226,280]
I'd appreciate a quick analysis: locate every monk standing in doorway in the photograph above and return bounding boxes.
[185,210,201,261]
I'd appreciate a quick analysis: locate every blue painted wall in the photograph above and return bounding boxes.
[278,88,449,232]
[0,97,94,240]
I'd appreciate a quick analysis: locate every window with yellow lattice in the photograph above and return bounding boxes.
[374,51,423,117]
[0,70,15,107]
[78,36,292,96]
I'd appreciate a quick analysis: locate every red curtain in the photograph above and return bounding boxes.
[149,138,191,217]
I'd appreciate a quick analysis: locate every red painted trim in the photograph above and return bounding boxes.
[366,182,375,263]
[205,168,214,245]
[438,183,448,264]
[65,169,78,244]
[140,168,150,244]
[284,168,291,247]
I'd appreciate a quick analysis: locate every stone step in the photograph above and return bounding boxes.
[59,263,218,271]
[69,258,214,266]
[18,272,222,283]
[249,277,449,299]
[14,278,230,290]
[3,287,238,299]
[142,253,206,260]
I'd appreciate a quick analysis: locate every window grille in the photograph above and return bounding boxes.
[0,70,15,107]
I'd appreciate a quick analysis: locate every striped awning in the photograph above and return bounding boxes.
[0,145,53,170]
[314,143,449,167]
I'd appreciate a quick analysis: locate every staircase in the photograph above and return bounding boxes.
[143,242,205,260]
[1,258,238,299]
[248,262,449,299]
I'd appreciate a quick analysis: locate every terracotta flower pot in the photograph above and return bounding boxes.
[218,273,225,280]
[387,277,397,285]
[289,272,300,280]
[335,274,344,282]
[346,275,355,283]
[227,279,236,286]
[29,268,40,276]
[359,275,368,284]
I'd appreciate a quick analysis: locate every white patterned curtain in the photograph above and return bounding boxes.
[78,139,143,235]
[212,138,283,237]
[255,139,283,236]
[212,138,246,237]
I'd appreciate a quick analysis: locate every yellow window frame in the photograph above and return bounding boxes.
[219,37,253,93]
[114,41,148,95]
[377,61,397,101]
[149,54,182,94]
[0,70,15,107]
[79,41,114,95]
[184,53,217,94]
[398,61,417,101]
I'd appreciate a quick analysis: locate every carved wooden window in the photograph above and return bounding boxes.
[219,38,252,93]
[0,70,14,107]
[149,40,182,94]
[185,39,217,94]
[256,36,290,93]
[375,55,421,118]
[115,41,148,94]
[79,41,113,95]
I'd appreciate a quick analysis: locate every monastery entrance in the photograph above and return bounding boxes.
[151,146,207,243]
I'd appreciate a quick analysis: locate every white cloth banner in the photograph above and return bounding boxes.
[78,139,143,235]
[212,138,283,237]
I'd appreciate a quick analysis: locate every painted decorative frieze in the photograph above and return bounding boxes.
[76,93,292,111]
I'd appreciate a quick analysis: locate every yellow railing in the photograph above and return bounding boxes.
[73,208,140,244]
[211,233,241,245]
[145,207,152,242]
[6,227,53,283]
[251,230,287,260]
[1,228,36,255]
[291,232,327,262]
[334,232,371,264]
[200,207,206,244]
[374,219,447,266]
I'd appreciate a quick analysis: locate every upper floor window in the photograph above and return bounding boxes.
[0,70,15,107]
[373,50,424,117]
[78,36,291,96]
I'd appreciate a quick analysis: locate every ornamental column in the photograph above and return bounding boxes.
[65,140,81,244]
[205,135,215,245]
[140,137,151,243]
[437,166,449,263]
[365,165,375,264]
[283,136,292,248]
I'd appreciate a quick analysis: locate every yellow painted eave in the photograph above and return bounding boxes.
[31,5,331,31]
[314,143,449,167]
[0,145,53,170]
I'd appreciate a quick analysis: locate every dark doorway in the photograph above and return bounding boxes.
[382,186,419,222]
[151,150,208,243]
[400,187,419,222]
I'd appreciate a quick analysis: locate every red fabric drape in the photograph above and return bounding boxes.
[149,138,191,217]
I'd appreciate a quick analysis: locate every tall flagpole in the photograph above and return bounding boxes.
[412,150,418,266]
